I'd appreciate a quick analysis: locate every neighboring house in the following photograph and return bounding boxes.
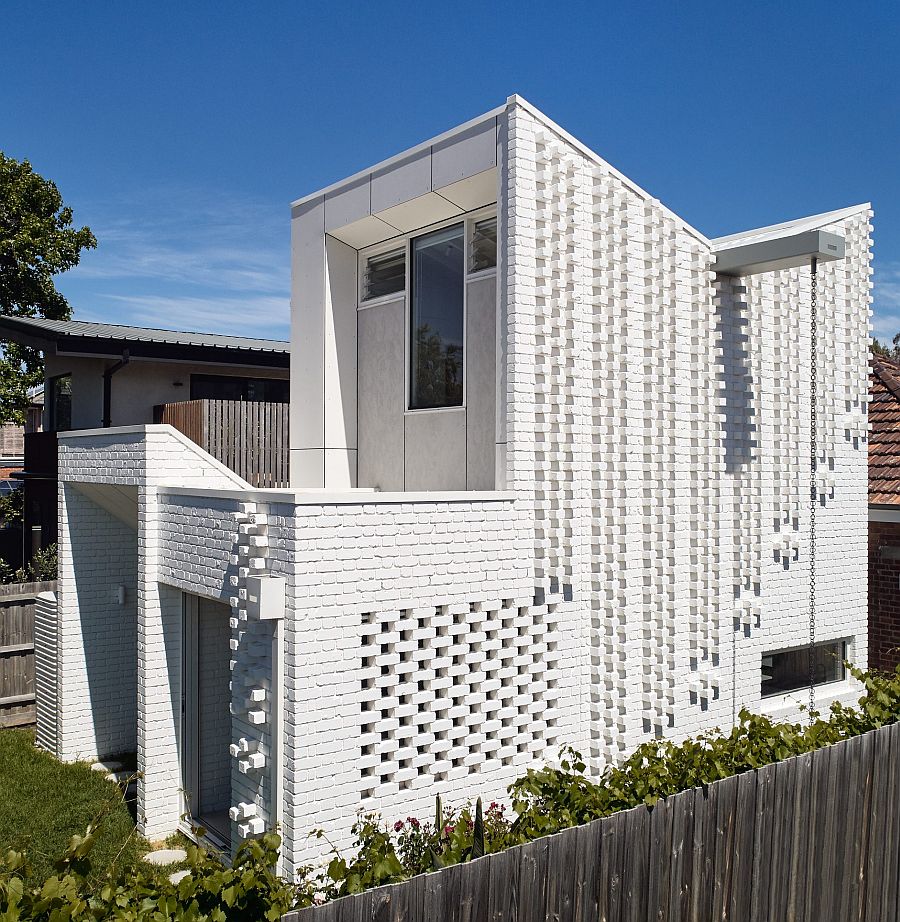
[868,355,900,671]
[36,96,871,870]
[0,315,289,558]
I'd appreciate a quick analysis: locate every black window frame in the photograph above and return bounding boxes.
[47,373,72,433]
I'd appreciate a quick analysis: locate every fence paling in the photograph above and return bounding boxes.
[283,722,900,922]
[0,580,57,728]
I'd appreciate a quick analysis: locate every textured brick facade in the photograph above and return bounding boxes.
[47,99,873,872]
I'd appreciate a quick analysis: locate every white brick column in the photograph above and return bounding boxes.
[136,486,183,840]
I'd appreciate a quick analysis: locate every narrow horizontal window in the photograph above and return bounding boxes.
[363,249,405,301]
[760,640,846,698]
[469,217,497,273]
[410,223,465,409]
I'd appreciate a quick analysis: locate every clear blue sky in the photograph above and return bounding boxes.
[2,2,898,341]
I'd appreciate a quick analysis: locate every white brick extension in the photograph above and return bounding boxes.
[46,97,872,872]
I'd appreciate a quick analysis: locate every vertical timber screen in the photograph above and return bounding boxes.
[155,399,289,487]
[284,723,900,922]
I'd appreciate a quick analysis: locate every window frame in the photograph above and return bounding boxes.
[407,220,467,413]
[47,372,73,433]
[760,639,849,699]
[356,206,497,415]
[360,246,407,305]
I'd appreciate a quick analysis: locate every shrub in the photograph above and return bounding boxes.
[0,829,306,921]
[314,663,900,891]
[1,663,898,917]
[0,542,57,584]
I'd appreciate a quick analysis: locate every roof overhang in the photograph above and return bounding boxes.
[0,317,290,369]
[293,110,501,250]
[713,229,846,277]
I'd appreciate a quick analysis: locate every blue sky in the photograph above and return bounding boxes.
[2,2,898,342]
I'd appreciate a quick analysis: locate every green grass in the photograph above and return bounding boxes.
[0,728,146,882]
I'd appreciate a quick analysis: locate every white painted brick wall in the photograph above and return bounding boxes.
[56,484,137,761]
[50,103,872,875]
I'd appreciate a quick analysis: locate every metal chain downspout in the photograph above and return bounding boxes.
[808,257,818,723]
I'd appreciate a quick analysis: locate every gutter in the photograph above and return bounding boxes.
[102,350,130,428]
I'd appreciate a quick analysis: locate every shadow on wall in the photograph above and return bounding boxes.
[718,281,756,475]
[67,484,139,760]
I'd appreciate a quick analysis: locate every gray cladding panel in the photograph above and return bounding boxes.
[357,300,406,491]
[432,118,497,190]
[325,177,371,232]
[404,410,467,491]
[371,150,432,213]
[465,275,497,489]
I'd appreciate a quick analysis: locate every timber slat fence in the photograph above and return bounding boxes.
[0,580,57,728]
[155,398,289,487]
[284,722,900,922]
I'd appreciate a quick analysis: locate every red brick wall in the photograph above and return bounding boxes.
[869,520,900,672]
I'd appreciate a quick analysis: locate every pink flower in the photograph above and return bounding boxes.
[444,824,455,835]
[393,820,404,832]
[408,817,420,829]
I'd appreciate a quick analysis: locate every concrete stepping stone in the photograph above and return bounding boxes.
[142,848,187,866]
[169,870,190,884]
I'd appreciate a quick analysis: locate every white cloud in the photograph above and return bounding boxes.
[80,294,289,340]
[57,186,290,340]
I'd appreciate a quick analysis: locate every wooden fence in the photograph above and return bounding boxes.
[0,580,57,728]
[155,399,289,488]
[284,722,900,922]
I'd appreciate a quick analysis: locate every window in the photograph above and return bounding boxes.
[761,640,846,698]
[48,374,72,432]
[363,249,405,301]
[190,375,289,402]
[409,223,465,409]
[469,217,497,273]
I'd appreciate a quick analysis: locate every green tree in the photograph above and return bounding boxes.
[0,153,96,422]
[872,332,900,360]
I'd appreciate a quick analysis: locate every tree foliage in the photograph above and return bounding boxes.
[0,153,96,423]
[872,333,900,360]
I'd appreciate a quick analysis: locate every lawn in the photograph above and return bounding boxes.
[0,728,145,882]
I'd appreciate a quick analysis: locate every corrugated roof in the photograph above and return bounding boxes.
[870,355,900,505]
[0,315,288,353]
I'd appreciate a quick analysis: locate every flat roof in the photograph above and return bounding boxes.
[709,203,871,250]
[0,316,290,369]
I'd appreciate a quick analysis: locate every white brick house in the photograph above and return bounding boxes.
[41,95,872,871]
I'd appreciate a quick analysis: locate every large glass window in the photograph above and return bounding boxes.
[48,374,72,432]
[409,223,465,409]
[190,375,289,402]
[761,640,846,698]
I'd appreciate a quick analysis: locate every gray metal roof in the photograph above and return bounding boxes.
[0,315,289,368]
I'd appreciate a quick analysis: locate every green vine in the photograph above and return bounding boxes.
[1,663,898,918]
